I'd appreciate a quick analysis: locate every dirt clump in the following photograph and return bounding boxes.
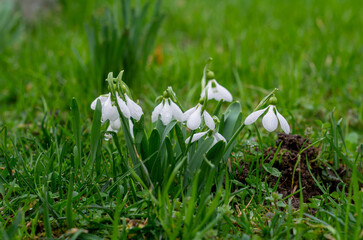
[264,133,321,208]
[236,133,345,209]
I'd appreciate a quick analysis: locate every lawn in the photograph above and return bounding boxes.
[0,0,362,239]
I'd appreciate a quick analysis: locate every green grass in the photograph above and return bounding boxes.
[0,0,362,239]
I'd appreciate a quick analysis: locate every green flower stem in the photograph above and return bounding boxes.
[201,57,213,90]
[254,88,278,111]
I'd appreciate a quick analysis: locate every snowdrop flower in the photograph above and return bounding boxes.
[91,92,142,140]
[91,93,118,123]
[104,118,121,141]
[185,130,226,147]
[152,98,183,125]
[201,79,232,102]
[125,94,143,121]
[91,93,131,121]
[244,105,290,134]
[183,103,215,130]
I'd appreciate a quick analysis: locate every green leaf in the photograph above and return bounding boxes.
[5,210,23,239]
[90,99,102,170]
[206,141,226,166]
[159,120,177,151]
[222,102,242,141]
[148,128,161,155]
[66,172,74,229]
[189,138,214,172]
[134,115,148,159]
[175,123,186,154]
[71,98,83,179]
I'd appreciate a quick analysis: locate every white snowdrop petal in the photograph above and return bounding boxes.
[215,83,233,102]
[262,106,278,132]
[187,106,202,130]
[102,106,119,122]
[161,101,173,125]
[211,137,218,147]
[105,125,117,141]
[90,97,99,110]
[151,102,163,122]
[104,134,112,141]
[203,111,215,130]
[244,107,268,125]
[110,118,121,131]
[106,125,117,133]
[91,94,109,110]
[185,131,208,144]
[170,101,184,122]
[102,97,119,122]
[214,133,227,143]
[275,108,290,134]
[200,81,212,99]
[116,95,130,119]
[208,86,217,100]
[125,95,143,121]
[183,106,196,121]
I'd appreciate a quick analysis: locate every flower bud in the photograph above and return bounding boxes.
[206,70,215,80]
[269,96,277,105]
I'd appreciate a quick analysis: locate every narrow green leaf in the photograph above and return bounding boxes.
[66,172,74,229]
[71,98,83,178]
[90,99,102,169]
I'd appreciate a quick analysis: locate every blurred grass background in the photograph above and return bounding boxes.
[0,0,362,142]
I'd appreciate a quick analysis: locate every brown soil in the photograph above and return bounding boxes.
[236,133,346,209]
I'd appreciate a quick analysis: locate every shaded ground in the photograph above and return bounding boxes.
[236,133,346,209]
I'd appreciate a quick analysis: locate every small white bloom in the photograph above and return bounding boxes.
[201,79,233,102]
[244,105,290,134]
[185,131,208,143]
[185,131,226,148]
[125,94,143,121]
[91,92,141,140]
[183,104,215,130]
[105,124,118,141]
[152,99,184,125]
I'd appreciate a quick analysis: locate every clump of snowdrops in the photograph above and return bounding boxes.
[91,60,290,191]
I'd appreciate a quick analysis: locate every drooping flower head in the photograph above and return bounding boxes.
[185,131,226,146]
[152,98,183,125]
[201,79,233,102]
[183,102,215,130]
[244,96,290,134]
[90,71,144,140]
[185,129,226,148]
